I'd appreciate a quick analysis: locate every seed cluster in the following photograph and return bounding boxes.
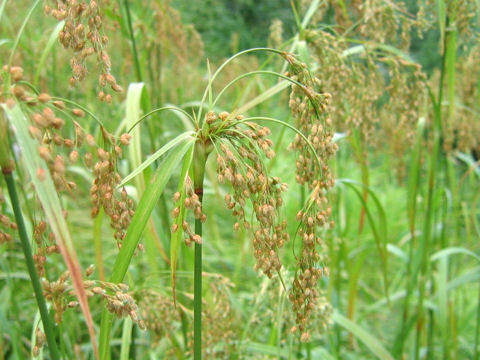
[1,67,87,193]
[453,45,480,153]
[2,64,139,256]
[208,111,289,278]
[32,327,47,357]
[315,1,424,51]
[93,282,145,330]
[171,175,206,247]
[42,265,144,328]
[380,59,426,178]
[32,220,60,277]
[0,190,17,245]
[283,53,337,340]
[139,276,237,358]
[45,0,121,100]
[89,134,138,249]
[6,65,136,248]
[138,1,204,104]
[304,29,426,178]
[268,19,284,49]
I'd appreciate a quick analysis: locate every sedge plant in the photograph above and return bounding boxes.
[96,46,338,359]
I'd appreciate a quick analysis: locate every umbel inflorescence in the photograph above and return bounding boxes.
[171,52,337,341]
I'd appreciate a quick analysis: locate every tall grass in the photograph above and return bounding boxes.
[0,1,478,359]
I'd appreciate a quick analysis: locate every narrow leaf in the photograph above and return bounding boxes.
[332,310,395,360]
[34,20,65,85]
[119,131,195,188]
[430,247,480,262]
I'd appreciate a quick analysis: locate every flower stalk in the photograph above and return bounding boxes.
[193,140,209,359]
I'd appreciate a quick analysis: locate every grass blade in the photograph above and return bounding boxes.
[33,20,65,85]
[430,247,480,262]
[336,179,389,298]
[120,317,133,360]
[125,82,146,192]
[119,131,195,188]
[332,310,394,360]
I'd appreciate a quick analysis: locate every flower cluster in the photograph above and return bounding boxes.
[304,29,426,178]
[138,289,179,346]
[45,0,121,100]
[89,133,138,249]
[3,65,136,249]
[32,220,60,277]
[0,189,16,245]
[139,275,237,359]
[32,327,47,357]
[171,175,206,247]
[209,111,289,279]
[92,282,145,329]
[284,52,337,340]
[42,265,144,328]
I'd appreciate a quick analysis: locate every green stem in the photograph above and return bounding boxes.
[194,220,202,360]
[3,170,61,360]
[193,141,208,359]
[475,283,480,360]
[121,0,142,82]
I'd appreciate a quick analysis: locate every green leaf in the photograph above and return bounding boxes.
[246,342,290,358]
[34,20,65,85]
[336,179,389,298]
[120,318,133,360]
[124,82,146,193]
[332,310,395,360]
[119,131,195,188]
[430,247,480,262]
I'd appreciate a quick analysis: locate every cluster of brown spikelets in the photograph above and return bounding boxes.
[0,189,17,244]
[304,28,426,179]
[212,110,289,279]
[89,133,140,250]
[34,264,144,355]
[171,174,206,246]
[4,64,137,249]
[283,53,337,340]
[172,52,337,341]
[44,0,122,101]
[1,64,144,332]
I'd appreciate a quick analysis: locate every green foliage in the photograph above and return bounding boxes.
[173,0,295,57]
[0,1,479,359]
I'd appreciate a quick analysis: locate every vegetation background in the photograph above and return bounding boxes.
[0,0,479,359]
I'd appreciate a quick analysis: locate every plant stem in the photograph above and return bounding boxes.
[475,283,480,360]
[194,219,202,359]
[193,141,208,359]
[2,170,60,360]
[121,0,142,82]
